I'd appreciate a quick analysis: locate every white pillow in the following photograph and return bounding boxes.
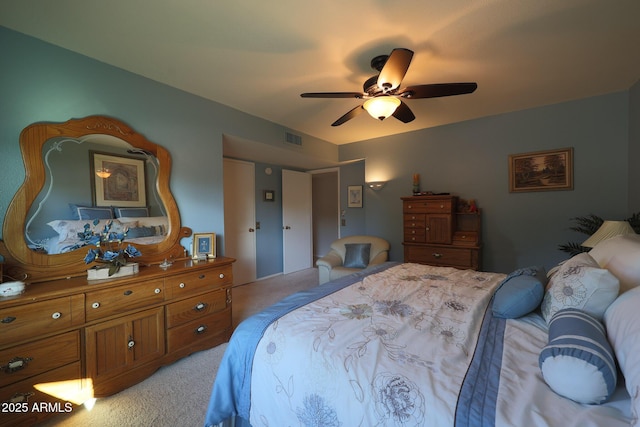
[604,286,640,417]
[119,216,168,230]
[589,234,640,293]
[541,252,619,323]
[47,219,137,243]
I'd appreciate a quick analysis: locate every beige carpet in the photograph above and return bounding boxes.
[41,343,228,427]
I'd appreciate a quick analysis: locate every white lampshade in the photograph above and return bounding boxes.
[363,96,401,120]
[582,220,636,248]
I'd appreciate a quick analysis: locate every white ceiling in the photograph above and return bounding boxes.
[1,0,639,146]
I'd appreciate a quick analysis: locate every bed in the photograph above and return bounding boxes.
[204,243,640,426]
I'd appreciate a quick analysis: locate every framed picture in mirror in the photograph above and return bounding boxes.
[91,151,147,207]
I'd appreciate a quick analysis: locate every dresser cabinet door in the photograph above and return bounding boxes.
[85,307,165,394]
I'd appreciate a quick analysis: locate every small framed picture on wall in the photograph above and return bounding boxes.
[348,185,363,208]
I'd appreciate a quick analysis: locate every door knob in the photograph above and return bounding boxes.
[249,228,255,232]
[283,225,291,230]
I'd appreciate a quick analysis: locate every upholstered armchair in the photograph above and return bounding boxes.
[316,235,390,284]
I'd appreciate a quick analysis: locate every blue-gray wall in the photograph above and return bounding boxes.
[340,92,631,272]
[1,26,638,275]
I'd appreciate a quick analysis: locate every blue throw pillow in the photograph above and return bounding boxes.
[539,308,617,404]
[343,243,371,268]
[492,266,546,318]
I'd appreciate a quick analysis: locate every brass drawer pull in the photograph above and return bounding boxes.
[194,302,208,312]
[195,325,208,334]
[1,356,33,373]
[199,274,206,279]
[1,316,16,324]
[123,290,133,296]
[4,392,34,404]
[432,253,443,258]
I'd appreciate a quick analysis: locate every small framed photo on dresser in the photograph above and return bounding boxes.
[192,233,216,259]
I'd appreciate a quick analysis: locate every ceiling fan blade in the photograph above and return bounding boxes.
[331,105,364,126]
[392,101,415,123]
[397,82,478,99]
[301,92,364,99]
[377,48,414,92]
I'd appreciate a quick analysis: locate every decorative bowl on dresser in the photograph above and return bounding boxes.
[402,195,482,270]
[0,116,235,426]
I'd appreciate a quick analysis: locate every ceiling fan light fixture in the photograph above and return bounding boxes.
[363,96,401,121]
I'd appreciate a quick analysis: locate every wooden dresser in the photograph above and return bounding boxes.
[402,195,481,270]
[0,257,233,426]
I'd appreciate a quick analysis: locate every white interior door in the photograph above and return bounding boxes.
[282,169,312,274]
[223,158,257,285]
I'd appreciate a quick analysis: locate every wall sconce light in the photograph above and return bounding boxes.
[367,181,387,191]
[95,168,111,179]
[363,96,401,121]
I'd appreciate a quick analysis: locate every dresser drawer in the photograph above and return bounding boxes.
[405,245,476,269]
[166,309,231,353]
[165,265,232,298]
[403,213,425,225]
[0,296,84,347]
[0,331,80,388]
[404,229,426,243]
[452,231,479,246]
[166,288,229,329]
[403,198,455,214]
[0,361,82,427]
[85,279,165,322]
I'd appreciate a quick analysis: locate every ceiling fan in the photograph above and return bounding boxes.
[301,48,477,126]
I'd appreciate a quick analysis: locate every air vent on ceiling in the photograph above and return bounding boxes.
[285,131,302,146]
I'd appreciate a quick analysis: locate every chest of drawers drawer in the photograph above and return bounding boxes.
[165,265,232,299]
[166,288,229,328]
[0,296,84,347]
[403,198,454,214]
[0,331,80,388]
[85,279,165,322]
[404,244,476,269]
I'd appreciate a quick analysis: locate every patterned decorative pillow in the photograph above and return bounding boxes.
[539,308,617,404]
[343,243,371,268]
[492,266,547,319]
[541,252,619,323]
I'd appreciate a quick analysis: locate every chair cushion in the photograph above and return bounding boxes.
[343,243,371,268]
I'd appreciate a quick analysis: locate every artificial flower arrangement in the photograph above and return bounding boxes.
[78,219,142,276]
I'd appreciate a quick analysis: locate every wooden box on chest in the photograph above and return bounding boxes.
[402,195,482,270]
[0,257,234,426]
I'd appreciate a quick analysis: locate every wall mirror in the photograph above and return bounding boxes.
[0,116,190,283]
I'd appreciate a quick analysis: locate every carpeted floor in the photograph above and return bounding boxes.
[41,343,228,427]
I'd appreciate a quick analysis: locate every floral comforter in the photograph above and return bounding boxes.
[205,263,504,426]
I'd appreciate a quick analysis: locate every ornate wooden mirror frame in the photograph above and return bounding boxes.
[0,116,191,283]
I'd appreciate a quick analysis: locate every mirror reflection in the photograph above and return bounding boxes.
[25,134,167,254]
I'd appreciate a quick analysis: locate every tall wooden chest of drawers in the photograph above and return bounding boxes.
[402,195,482,270]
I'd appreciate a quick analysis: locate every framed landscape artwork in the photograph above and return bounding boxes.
[509,148,573,192]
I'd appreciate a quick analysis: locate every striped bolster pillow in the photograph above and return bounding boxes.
[539,308,617,404]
